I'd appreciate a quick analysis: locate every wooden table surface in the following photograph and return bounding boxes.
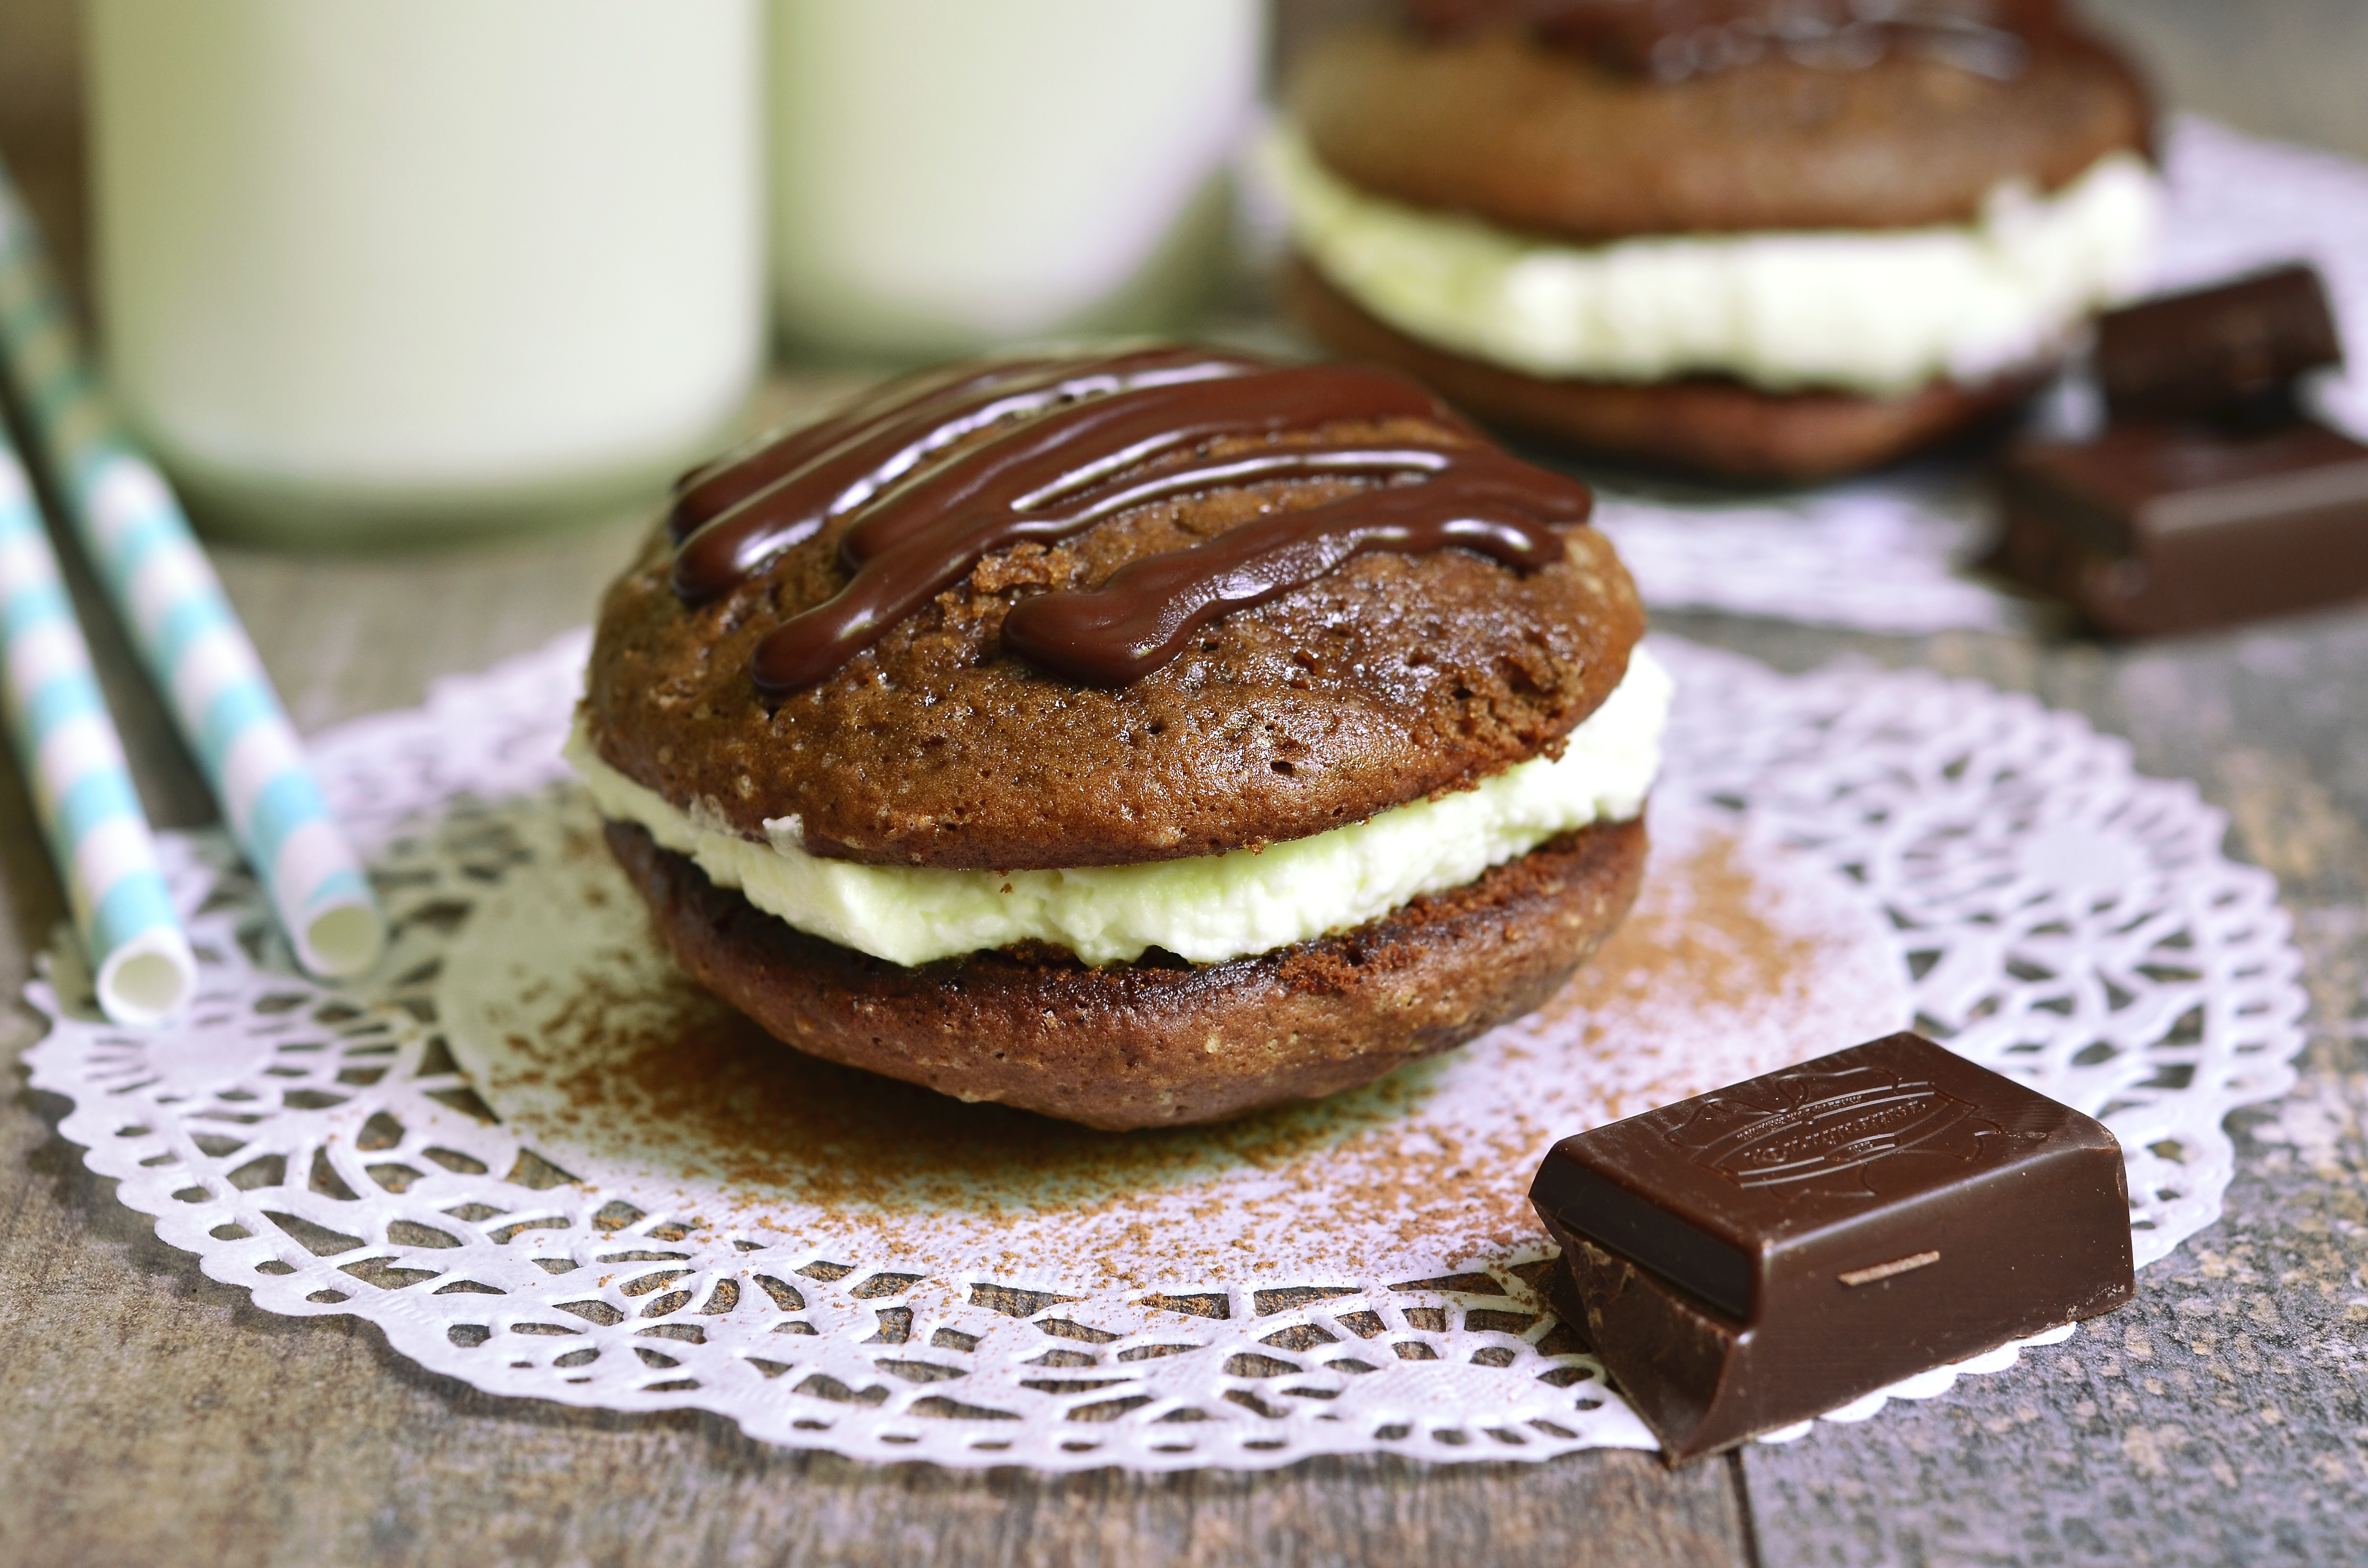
[6,6,2368,1565]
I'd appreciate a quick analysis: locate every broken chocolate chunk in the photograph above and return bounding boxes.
[1996,418,2368,637]
[2096,264,2343,428]
[1530,1032,2133,1462]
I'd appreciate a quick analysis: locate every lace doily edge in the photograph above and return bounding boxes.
[14,629,2315,1472]
[20,956,2302,1473]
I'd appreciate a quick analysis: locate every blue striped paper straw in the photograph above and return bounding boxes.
[0,429,195,1024]
[0,166,385,980]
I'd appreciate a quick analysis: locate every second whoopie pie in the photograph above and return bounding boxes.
[1275,0,2160,480]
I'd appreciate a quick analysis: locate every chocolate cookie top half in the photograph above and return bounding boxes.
[1291,13,2151,241]
[584,348,1642,871]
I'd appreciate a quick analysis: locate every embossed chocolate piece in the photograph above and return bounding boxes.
[1529,1032,2134,1462]
[2095,264,2344,426]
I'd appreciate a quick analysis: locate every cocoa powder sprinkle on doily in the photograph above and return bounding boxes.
[451,817,1880,1286]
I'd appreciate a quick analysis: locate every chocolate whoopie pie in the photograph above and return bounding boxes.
[1276,0,2160,481]
[576,347,1666,1129]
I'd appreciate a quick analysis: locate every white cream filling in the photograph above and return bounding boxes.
[1266,128,2164,397]
[570,645,1672,968]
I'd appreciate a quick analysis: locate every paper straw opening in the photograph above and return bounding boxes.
[96,927,197,1028]
[303,902,387,979]
[1,166,384,989]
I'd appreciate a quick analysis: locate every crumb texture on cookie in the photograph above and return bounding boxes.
[585,350,1643,870]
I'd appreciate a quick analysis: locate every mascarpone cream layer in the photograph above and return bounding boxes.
[1267,129,2163,396]
[570,645,1672,968]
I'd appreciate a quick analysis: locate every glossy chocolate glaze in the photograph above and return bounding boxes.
[671,348,1263,598]
[1411,0,2053,82]
[1002,458,1579,686]
[669,350,1595,693]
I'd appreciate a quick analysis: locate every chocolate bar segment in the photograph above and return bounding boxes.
[1996,419,2368,637]
[2095,264,2343,426]
[1530,1032,2133,1462]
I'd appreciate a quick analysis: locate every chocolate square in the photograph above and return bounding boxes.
[2096,263,2343,427]
[1996,419,2368,637]
[1530,1032,2134,1461]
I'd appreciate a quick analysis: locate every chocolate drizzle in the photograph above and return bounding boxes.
[1002,458,1579,686]
[670,348,1264,599]
[671,349,1595,694]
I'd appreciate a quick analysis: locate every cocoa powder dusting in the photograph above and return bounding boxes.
[535,971,1444,1211]
[445,813,1899,1287]
[1544,830,1823,1028]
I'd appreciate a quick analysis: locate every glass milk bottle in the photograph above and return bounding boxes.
[86,0,764,545]
[770,0,1261,359]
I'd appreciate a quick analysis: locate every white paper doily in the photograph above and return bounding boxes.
[23,633,2306,1471]
[1587,116,2368,635]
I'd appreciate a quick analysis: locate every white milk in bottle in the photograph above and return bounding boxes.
[769,0,1261,359]
[86,0,764,544]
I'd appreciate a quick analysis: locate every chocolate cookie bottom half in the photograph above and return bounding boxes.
[1287,258,2041,484]
[605,815,1647,1131]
